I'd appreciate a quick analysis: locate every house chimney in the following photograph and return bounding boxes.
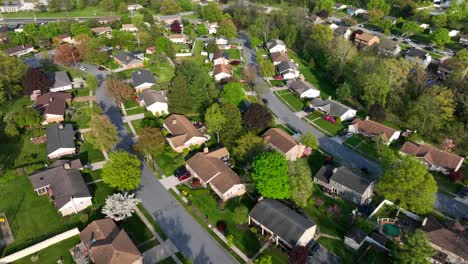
[172,118,177,125]
[421,217,427,227]
[63,163,71,170]
[328,96,332,100]
[365,116,369,120]
[49,97,54,102]
[203,147,209,153]
[332,168,338,174]
[58,124,64,129]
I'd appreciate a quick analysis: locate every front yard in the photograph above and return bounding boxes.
[344,134,380,161]
[317,237,356,263]
[226,48,241,60]
[303,112,345,136]
[69,102,101,129]
[274,90,305,112]
[152,145,185,176]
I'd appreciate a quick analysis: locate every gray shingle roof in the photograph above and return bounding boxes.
[314,166,374,194]
[131,70,156,87]
[23,56,42,68]
[287,79,319,95]
[334,26,349,36]
[212,50,229,60]
[249,199,315,246]
[310,98,355,117]
[48,71,72,89]
[266,39,285,50]
[346,227,367,243]
[277,61,298,74]
[379,39,399,51]
[114,51,141,66]
[46,123,75,155]
[406,48,428,59]
[140,89,167,106]
[29,159,90,208]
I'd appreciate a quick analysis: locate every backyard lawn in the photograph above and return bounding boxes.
[317,237,356,264]
[179,186,261,257]
[259,247,289,264]
[151,146,185,176]
[14,235,81,264]
[79,141,105,164]
[274,90,304,112]
[226,48,241,60]
[345,134,363,148]
[432,172,464,194]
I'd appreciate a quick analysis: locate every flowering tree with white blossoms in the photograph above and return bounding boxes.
[102,192,141,221]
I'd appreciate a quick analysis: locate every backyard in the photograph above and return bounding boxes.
[14,235,81,264]
[274,90,304,112]
[78,140,105,165]
[317,237,356,264]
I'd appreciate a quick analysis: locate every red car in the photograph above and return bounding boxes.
[178,174,191,181]
[274,75,283,80]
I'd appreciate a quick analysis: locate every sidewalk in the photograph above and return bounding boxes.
[87,160,107,171]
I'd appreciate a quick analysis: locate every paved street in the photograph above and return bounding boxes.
[435,193,468,220]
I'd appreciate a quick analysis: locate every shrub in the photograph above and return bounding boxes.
[313,110,323,116]
[183,148,189,155]
[80,213,89,223]
[336,117,342,124]
[450,170,464,182]
[216,220,227,234]
[250,227,257,234]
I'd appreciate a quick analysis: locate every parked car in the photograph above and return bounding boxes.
[175,166,187,177]
[276,83,284,87]
[262,98,268,104]
[402,41,409,44]
[426,46,434,51]
[98,66,105,71]
[79,66,87,71]
[178,173,191,181]
[273,75,283,80]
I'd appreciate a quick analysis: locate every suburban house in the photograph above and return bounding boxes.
[186,148,246,201]
[168,34,189,44]
[421,217,468,264]
[139,89,168,116]
[378,39,401,56]
[34,92,71,124]
[310,97,357,121]
[308,14,323,24]
[131,70,156,92]
[261,128,305,161]
[127,3,143,10]
[91,27,112,36]
[0,4,20,12]
[207,22,219,34]
[156,14,181,25]
[270,52,291,66]
[215,36,229,46]
[286,79,320,98]
[131,50,145,60]
[313,165,375,205]
[79,219,143,264]
[344,227,367,251]
[405,48,431,68]
[163,114,207,152]
[5,44,33,56]
[400,142,464,174]
[438,59,455,76]
[146,46,156,54]
[348,118,401,145]
[212,50,230,65]
[460,34,468,45]
[46,123,76,159]
[23,56,42,69]
[48,71,73,92]
[249,199,317,248]
[55,34,75,44]
[121,24,138,32]
[29,159,91,216]
[277,60,300,80]
[114,51,144,69]
[266,39,287,53]
[334,3,347,10]
[334,26,352,40]
[347,6,367,16]
[213,64,233,81]
[354,32,380,47]
[98,16,121,25]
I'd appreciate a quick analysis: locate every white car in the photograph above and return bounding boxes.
[79,66,87,71]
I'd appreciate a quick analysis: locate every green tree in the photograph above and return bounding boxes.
[233,205,248,224]
[431,14,447,28]
[220,82,245,106]
[205,103,226,143]
[105,76,133,105]
[408,86,454,135]
[99,0,114,11]
[393,230,434,264]
[168,76,192,114]
[47,0,63,12]
[4,122,19,137]
[289,159,313,207]
[12,108,42,128]
[0,52,28,103]
[252,152,290,199]
[430,28,450,47]
[179,0,192,11]
[259,59,275,77]
[218,18,237,38]
[300,132,319,149]
[197,24,208,35]
[102,151,141,191]
[401,21,421,37]
[233,132,266,164]
[160,0,181,14]
[254,255,272,264]
[336,82,353,102]
[70,22,92,36]
[242,103,273,133]
[202,2,223,22]
[133,127,165,155]
[310,24,333,46]
[376,156,437,214]
[89,114,119,151]
[379,18,393,34]
[367,0,390,14]
[155,36,175,58]
[314,0,334,12]
[220,103,243,148]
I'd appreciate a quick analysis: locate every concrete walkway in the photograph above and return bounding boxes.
[160,176,184,190]
[123,113,145,122]
[126,121,138,137]
[78,128,91,133]
[87,160,107,171]
[248,242,270,263]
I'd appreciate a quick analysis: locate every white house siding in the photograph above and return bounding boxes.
[59,197,92,216]
[217,184,246,201]
[284,145,305,161]
[146,102,168,116]
[135,83,154,92]
[43,114,65,124]
[215,72,232,81]
[339,110,357,121]
[282,72,297,80]
[300,89,320,98]
[208,28,217,34]
[213,58,229,65]
[269,45,286,53]
[50,85,73,92]
[296,225,316,246]
[47,148,76,159]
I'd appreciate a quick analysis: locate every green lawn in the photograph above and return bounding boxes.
[345,135,362,148]
[306,111,323,121]
[3,7,120,18]
[131,119,145,134]
[70,104,101,129]
[180,186,261,257]
[138,239,160,253]
[356,140,379,160]
[275,90,304,112]
[288,52,335,98]
[145,61,175,84]
[433,172,464,194]
[269,80,286,86]
[15,235,81,264]
[226,48,241,60]
[313,118,345,135]
[152,146,185,176]
[124,98,139,109]
[79,141,105,164]
[259,247,288,264]
[121,214,154,245]
[82,169,102,183]
[126,107,146,116]
[317,237,356,264]
[308,150,326,175]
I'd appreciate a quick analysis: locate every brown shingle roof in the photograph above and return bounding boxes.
[163,114,204,148]
[421,217,468,260]
[34,92,71,116]
[262,128,300,154]
[351,119,398,141]
[186,148,241,193]
[400,142,464,171]
[270,52,290,63]
[355,32,378,42]
[91,27,112,34]
[213,64,232,75]
[80,219,142,264]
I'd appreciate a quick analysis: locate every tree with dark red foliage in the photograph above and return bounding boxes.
[288,246,308,264]
[242,103,273,133]
[450,170,464,182]
[22,68,54,95]
[54,44,81,66]
[170,20,182,33]
[369,103,386,122]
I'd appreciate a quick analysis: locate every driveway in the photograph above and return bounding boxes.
[434,193,468,219]
[137,164,238,264]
